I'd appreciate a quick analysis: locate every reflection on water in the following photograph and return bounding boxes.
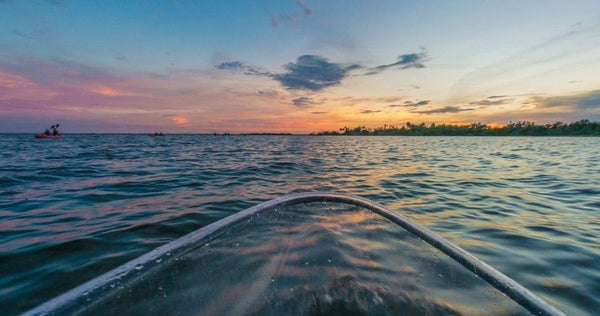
[87,203,527,316]
[0,135,599,315]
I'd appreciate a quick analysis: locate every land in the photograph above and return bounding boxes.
[312,119,600,136]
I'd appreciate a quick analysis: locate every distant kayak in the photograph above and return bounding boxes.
[148,133,166,137]
[34,134,63,139]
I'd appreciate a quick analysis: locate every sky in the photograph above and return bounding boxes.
[1,0,599,133]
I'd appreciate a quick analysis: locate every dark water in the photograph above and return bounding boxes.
[1,134,599,315]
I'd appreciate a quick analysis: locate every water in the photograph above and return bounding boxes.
[1,134,599,315]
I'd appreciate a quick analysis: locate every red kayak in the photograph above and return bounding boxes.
[34,134,63,139]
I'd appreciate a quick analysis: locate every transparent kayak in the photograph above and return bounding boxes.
[25,193,564,316]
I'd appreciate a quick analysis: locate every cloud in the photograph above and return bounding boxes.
[310,111,327,115]
[578,91,600,109]
[359,109,381,114]
[216,51,429,92]
[412,106,473,114]
[258,90,280,97]
[273,55,361,91]
[215,61,271,76]
[271,0,314,28]
[389,100,430,107]
[295,0,313,16]
[0,57,124,98]
[469,96,514,107]
[292,96,313,108]
[115,54,128,62]
[367,50,429,75]
[336,96,401,106]
[532,90,600,110]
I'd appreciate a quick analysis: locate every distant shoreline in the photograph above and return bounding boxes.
[312,120,600,137]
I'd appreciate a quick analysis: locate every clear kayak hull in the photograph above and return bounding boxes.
[24,193,565,316]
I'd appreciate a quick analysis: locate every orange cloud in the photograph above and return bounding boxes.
[172,116,189,124]
[98,87,117,96]
[90,86,139,97]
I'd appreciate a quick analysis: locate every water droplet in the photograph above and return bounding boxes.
[270,277,275,282]
[155,258,162,263]
[327,257,332,263]
[134,265,143,270]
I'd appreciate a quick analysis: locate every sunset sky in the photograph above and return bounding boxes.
[1,0,599,133]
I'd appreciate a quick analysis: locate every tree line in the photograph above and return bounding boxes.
[312,120,600,136]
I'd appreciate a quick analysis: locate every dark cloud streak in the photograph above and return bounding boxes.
[359,109,381,114]
[292,96,313,108]
[367,50,428,75]
[469,96,513,106]
[389,100,430,107]
[412,106,473,114]
[215,61,271,76]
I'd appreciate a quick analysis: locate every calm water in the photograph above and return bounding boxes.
[1,134,599,315]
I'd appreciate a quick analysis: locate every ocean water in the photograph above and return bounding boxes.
[1,134,599,315]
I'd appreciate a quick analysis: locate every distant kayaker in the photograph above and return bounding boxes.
[44,128,51,136]
[51,123,60,136]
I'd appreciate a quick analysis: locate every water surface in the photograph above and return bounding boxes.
[1,135,599,315]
